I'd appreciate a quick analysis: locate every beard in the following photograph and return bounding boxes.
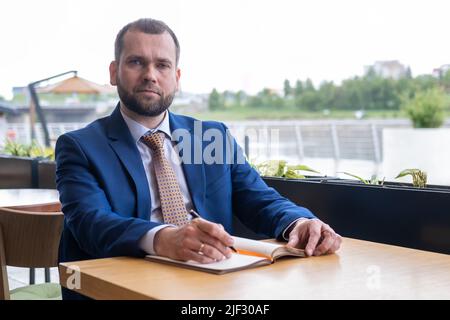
[116,77,175,117]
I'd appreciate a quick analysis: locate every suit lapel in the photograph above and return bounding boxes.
[169,112,206,214]
[106,105,151,220]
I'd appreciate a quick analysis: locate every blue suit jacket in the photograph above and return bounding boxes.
[55,106,315,265]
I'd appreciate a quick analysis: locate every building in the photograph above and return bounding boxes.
[365,60,409,80]
[0,102,18,116]
[171,91,208,113]
[432,64,450,78]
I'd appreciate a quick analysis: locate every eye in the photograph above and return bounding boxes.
[157,62,171,69]
[128,58,142,66]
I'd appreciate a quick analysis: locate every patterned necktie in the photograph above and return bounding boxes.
[141,131,189,226]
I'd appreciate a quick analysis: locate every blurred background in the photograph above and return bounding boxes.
[1,0,450,184]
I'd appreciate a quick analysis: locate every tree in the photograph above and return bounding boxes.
[283,79,292,98]
[414,75,438,92]
[440,70,450,93]
[294,80,303,97]
[235,90,246,107]
[299,91,321,111]
[246,88,284,109]
[365,66,377,79]
[405,66,412,79]
[402,88,446,128]
[318,81,336,110]
[247,95,263,108]
[335,78,364,110]
[222,90,234,108]
[208,88,224,111]
[304,78,315,92]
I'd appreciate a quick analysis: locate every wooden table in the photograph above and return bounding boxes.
[0,188,59,208]
[59,238,450,299]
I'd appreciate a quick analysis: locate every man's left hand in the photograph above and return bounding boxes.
[287,218,342,256]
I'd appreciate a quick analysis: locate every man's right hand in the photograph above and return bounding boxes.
[153,218,235,263]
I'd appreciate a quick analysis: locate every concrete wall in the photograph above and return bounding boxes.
[382,128,450,186]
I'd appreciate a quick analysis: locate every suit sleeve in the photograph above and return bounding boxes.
[55,133,159,258]
[224,125,316,239]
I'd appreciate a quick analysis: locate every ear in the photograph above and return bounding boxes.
[175,68,181,91]
[109,61,117,86]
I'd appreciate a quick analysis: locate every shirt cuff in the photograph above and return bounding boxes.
[282,217,310,240]
[139,224,174,255]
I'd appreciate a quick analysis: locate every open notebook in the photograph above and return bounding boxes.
[145,236,305,274]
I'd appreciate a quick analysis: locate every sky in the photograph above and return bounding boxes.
[1,0,449,99]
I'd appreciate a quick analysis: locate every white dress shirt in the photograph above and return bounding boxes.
[120,109,194,254]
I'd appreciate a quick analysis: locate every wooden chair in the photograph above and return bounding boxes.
[7,202,61,213]
[0,207,63,300]
[4,202,61,284]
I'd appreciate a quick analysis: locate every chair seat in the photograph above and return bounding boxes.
[10,283,62,300]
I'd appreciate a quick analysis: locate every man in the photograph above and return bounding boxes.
[56,18,341,299]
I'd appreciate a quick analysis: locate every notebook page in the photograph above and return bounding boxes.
[146,252,268,272]
[232,236,284,258]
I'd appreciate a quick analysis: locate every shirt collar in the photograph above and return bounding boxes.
[120,108,172,143]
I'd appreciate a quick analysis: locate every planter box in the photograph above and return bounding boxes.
[0,155,56,189]
[263,176,450,254]
[37,160,57,189]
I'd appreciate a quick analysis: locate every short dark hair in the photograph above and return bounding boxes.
[114,18,180,65]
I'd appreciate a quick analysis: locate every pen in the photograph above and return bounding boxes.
[189,209,237,253]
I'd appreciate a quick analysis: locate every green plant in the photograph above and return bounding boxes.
[395,169,427,188]
[340,172,385,185]
[3,139,30,157]
[402,88,446,128]
[253,160,321,179]
[2,139,54,160]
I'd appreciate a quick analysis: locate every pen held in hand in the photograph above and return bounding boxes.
[189,209,237,253]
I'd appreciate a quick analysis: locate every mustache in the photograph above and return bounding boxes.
[135,85,162,95]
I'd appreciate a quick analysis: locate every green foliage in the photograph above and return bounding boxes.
[208,88,224,111]
[247,88,285,109]
[2,139,54,160]
[283,79,292,98]
[317,81,336,109]
[414,75,439,92]
[206,66,449,118]
[252,160,320,179]
[440,70,450,91]
[234,90,246,107]
[298,91,322,111]
[251,159,429,189]
[340,172,385,185]
[304,79,315,92]
[395,169,427,188]
[294,80,304,97]
[3,139,29,157]
[402,88,446,128]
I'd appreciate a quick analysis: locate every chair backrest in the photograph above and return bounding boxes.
[0,207,63,267]
[0,207,63,299]
[6,202,62,213]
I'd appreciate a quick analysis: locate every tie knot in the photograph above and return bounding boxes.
[142,131,165,151]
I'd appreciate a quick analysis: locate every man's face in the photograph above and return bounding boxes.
[109,30,180,117]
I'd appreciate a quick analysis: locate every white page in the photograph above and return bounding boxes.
[147,252,267,272]
[232,236,283,257]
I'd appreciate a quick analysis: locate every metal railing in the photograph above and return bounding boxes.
[7,119,450,164]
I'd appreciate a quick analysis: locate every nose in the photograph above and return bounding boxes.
[142,64,157,83]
